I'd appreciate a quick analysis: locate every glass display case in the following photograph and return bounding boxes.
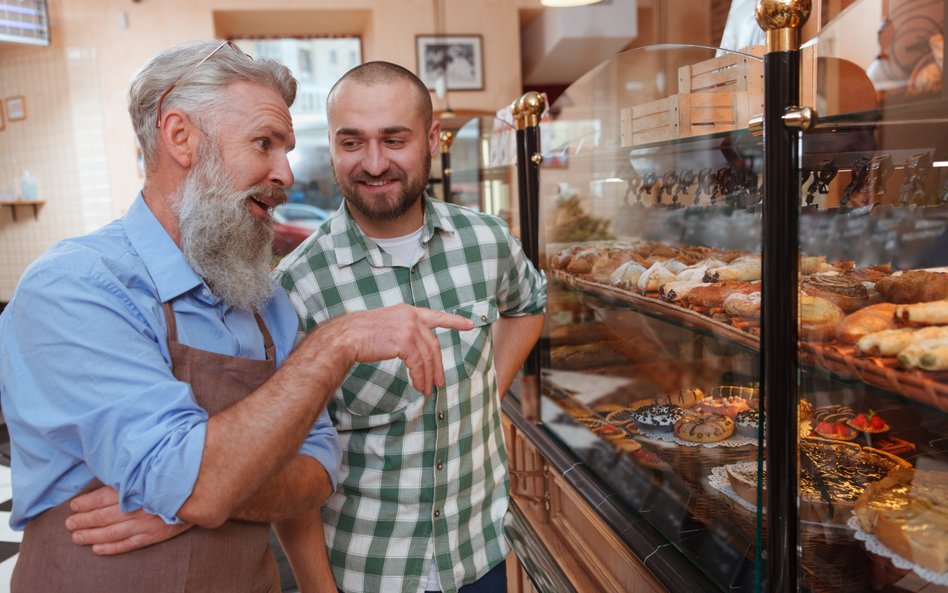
[503,0,948,592]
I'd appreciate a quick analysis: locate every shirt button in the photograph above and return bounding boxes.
[437,462,443,470]
[411,267,416,274]
[434,509,441,518]
[480,315,487,322]
[438,411,444,420]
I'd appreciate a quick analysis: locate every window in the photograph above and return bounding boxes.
[236,37,362,214]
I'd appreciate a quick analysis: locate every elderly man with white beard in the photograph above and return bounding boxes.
[0,40,473,593]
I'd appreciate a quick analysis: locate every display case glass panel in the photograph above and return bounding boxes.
[536,44,768,592]
[795,1,948,591]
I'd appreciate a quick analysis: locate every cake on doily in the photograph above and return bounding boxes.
[726,437,911,524]
[854,468,948,574]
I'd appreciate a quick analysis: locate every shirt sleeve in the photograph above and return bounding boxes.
[296,408,341,490]
[495,226,548,317]
[2,263,207,524]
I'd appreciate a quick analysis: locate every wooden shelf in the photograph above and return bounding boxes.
[0,200,45,221]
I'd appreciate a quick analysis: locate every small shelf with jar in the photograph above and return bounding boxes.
[0,200,45,221]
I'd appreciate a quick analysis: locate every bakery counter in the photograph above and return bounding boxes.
[502,396,752,593]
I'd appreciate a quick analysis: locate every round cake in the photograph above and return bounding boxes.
[734,409,762,438]
[630,403,683,433]
[694,395,750,417]
[674,411,735,443]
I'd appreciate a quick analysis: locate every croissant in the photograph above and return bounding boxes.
[836,303,898,345]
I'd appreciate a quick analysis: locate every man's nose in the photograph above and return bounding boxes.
[362,143,389,176]
[270,152,295,188]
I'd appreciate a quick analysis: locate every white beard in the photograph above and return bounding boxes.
[172,142,282,312]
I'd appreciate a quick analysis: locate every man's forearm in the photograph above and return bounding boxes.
[274,508,337,593]
[491,314,545,397]
[232,455,332,523]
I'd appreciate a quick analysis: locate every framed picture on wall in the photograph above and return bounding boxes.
[416,35,484,91]
[5,96,26,122]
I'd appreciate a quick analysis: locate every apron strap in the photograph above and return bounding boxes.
[162,301,275,361]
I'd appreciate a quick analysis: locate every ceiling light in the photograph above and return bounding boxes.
[541,0,603,6]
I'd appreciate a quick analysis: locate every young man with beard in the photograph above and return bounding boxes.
[0,42,473,593]
[274,62,547,593]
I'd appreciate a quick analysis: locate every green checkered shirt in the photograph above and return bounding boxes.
[274,197,546,593]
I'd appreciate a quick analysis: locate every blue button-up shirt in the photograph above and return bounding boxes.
[0,194,339,529]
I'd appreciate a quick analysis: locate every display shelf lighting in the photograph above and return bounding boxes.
[540,0,603,6]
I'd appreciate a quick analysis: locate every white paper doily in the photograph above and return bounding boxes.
[848,516,948,586]
[639,429,757,448]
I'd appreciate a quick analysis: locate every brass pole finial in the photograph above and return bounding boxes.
[517,92,546,128]
[755,0,811,52]
[439,130,454,153]
[511,99,525,131]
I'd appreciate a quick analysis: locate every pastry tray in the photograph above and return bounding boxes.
[553,270,948,413]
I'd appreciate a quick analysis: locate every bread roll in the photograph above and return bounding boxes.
[836,303,898,345]
[723,291,761,318]
[876,271,948,304]
[799,295,845,342]
[685,281,760,308]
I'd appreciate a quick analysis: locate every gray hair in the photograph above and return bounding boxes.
[128,40,297,171]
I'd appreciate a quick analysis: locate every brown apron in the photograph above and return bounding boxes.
[12,301,281,593]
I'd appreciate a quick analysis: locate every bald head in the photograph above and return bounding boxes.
[327,61,433,129]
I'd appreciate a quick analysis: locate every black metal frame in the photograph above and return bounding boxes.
[761,49,802,593]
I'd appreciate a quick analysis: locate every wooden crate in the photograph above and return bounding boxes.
[679,91,754,138]
[620,95,680,146]
[621,90,756,146]
[678,45,764,94]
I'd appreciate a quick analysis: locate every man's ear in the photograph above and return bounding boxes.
[428,119,442,157]
[159,110,199,169]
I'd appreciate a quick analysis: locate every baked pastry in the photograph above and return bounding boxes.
[800,255,830,275]
[675,258,726,282]
[798,399,814,421]
[856,325,948,357]
[854,468,948,573]
[684,281,759,309]
[836,303,899,345]
[812,404,856,424]
[876,271,948,304]
[801,273,871,313]
[630,403,684,432]
[674,411,735,443]
[565,248,601,275]
[895,298,948,325]
[799,295,845,342]
[589,250,634,284]
[550,245,583,270]
[727,437,911,524]
[694,395,751,417]
[734,409,762,438]
[658,280,710,303]
[605,408,641,430]
[609,261,647,291]
[638,261,677,293]
[655,387,703,409]
[897,338,948,371]
[723,291,761,318]
[703,255,762,283]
